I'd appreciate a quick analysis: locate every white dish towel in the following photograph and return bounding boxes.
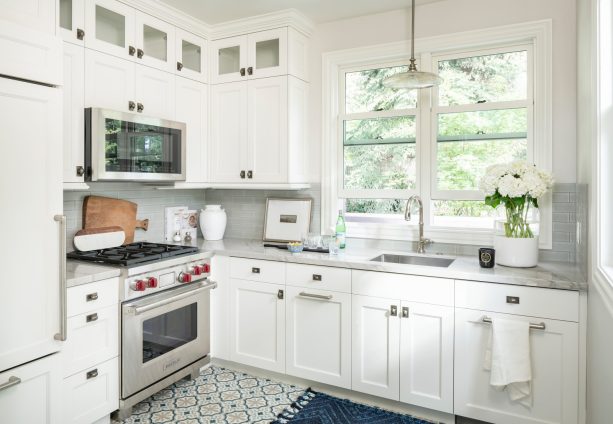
[483,317,532,407]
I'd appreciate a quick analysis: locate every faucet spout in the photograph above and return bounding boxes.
[404,195,431,254]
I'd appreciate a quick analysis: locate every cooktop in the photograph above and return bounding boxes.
[67,242,199,266]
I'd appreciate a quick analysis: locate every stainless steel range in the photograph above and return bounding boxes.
[68,242,216,420]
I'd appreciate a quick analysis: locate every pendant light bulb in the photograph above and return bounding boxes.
[383,0,442,90]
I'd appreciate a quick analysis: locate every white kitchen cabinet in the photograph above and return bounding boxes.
[229,279,285,373]
[351,294,400,400]
[62,357,119,424]
[0,0,55,34]
[85,48,175,119]
[176,76,208,183]
[399,302,454,413]
[0,78,62,371]
[58,0,85,44]
[134,64,176,119]
[454,308,579,424]
[176,28,207,83]
[210,75,308,184]
[211,27,308,84]
[0,353,60,424]
[85,0,135,59]
[63,42,86,184]
[135,12,176,73]
[286,286,351,388]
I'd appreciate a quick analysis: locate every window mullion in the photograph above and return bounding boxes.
[418,52,434,232]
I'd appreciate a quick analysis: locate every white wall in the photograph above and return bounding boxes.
[307,0,577,183]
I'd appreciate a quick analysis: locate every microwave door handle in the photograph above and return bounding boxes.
[125,280,217,316]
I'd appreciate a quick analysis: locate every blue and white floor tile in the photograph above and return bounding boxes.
[122,366,306,424]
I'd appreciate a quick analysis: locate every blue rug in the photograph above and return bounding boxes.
[272,388,435,424]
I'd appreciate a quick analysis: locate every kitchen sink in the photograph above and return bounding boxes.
[369,254,455,268]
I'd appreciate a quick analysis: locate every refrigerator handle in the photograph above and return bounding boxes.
[54,215,67,342]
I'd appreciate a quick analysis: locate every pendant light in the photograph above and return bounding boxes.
[384,0,442,89]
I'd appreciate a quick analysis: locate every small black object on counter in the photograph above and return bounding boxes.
[479,247,495,268]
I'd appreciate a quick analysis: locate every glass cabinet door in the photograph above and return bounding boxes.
[211,35,247,84]
[247,28,287,79]
[135,12,176,73]
[176,28,207,83]
[85,0,135,59]
[58,0,85,44]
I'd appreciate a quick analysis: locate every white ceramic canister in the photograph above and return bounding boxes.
[493,235,539,267]
[199,205,227,241]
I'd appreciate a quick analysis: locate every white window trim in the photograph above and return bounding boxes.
[321,19,553,248]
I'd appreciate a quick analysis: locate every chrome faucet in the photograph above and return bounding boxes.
[404,195,432,254]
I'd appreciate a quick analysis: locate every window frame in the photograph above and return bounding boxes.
[321,20,552,248]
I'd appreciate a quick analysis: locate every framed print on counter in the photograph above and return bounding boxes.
[263,198,313,243]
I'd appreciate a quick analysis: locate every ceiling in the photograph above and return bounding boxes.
[159,0,441,25]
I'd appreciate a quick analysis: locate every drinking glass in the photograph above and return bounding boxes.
[328,236,340,255]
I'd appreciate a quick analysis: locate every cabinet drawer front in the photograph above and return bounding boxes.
[286,264,351,293]
[352,271,453,306]
[455,280,579,322]
[62,357,119,424]
[62,305,119,377]
[67,278,119,317]
[230,257,285,283]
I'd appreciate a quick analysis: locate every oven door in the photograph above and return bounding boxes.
[121,280,216,399]
[86,107,186,182]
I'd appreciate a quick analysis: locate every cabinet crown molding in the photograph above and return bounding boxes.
[210,9,314,40]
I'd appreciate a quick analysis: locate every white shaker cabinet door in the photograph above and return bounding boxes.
[351,294,400,401]
[399,302,454,413]
[286,287,351,388]
[0,78,62,371]
[0,354,60,424]
[0,0,55,33]
[134,11,175,73]
[84,0,135,60]
[175,28,207,83]
[210,35,247,84]
[85,49,135,112]
[63,42,85,183]
[454,308,579,424]
[247,76,288,183]
[134,64,175,119]
[176,76,208,183]
[246,28,287,80]
[210,81,248,182]
[57,0,86,45]
[230,279,285,373]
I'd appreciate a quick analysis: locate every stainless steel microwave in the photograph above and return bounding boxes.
[85,108,186,182]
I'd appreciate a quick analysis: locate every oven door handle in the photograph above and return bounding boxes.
[125,280,217,316]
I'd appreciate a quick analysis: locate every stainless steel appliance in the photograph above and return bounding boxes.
[68,243,215,420]
[85,108,186,182]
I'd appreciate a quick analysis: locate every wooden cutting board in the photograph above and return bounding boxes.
[82,196,149,244]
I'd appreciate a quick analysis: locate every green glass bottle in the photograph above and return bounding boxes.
[335,209,346,249]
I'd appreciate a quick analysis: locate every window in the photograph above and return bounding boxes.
[323,21,552,246]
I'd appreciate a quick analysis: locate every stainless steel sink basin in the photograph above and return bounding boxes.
[369,254,455,268]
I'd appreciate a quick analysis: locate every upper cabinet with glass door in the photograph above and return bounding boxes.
[175,28,207,83]
[84,0,135,59]
[211,27,308,84]
[58,0,85,44]
[135,13,176,73]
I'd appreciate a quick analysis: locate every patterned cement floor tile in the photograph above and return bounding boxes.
[122,366,305,424]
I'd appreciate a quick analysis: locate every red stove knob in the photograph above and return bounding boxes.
[178,272,192,283]
[147,277,158,288]
[131,280,146,291]
[192,265,202,276]
[203,263,210,273]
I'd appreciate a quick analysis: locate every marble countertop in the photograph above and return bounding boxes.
[193,239,588,291]
[67,261,121,288]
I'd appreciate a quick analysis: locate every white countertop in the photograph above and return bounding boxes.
[65,238,587,291]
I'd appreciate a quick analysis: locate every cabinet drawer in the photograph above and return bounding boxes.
[62,305,119,377]
[62,357,119,424]
[67,278,119,317]
[352,271,454,306]
[230,257,285,283]
[286,264,351,293]
[455,280,579,322]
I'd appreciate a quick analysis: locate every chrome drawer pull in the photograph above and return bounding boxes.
[312,274,322,281]
[299,292,332,300]
[506,296,520,304]
[0,376,21,392]
[252,267,260,274]
[481,316,546,330]
[86,293,98,302]
[86,313,98,323]
[86,369,98,380]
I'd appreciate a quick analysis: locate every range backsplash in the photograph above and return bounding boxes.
[63,182,576,262]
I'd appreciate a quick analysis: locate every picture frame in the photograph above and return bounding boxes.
[263,198,313,243]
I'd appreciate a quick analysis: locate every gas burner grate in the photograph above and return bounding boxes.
[67,242,199,266]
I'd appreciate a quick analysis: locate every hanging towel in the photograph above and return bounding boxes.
[483,318,532,407]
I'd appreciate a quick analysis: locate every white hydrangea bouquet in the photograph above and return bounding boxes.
[479,161,554,239]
